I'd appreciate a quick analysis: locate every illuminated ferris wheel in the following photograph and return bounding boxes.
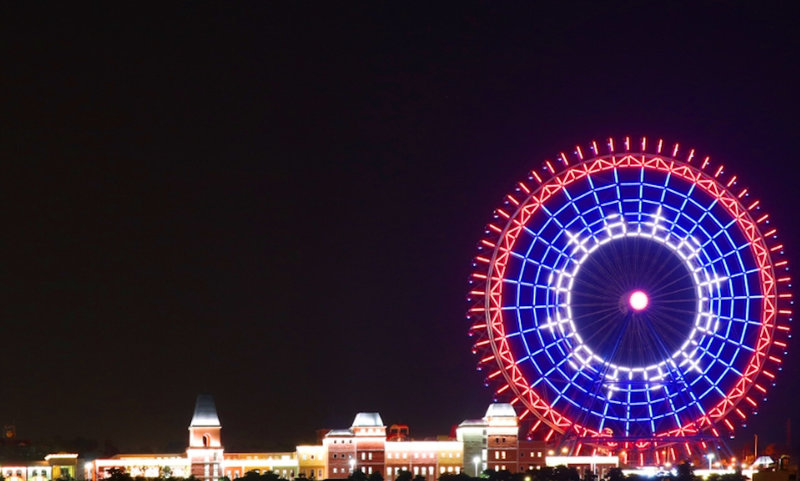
[467,137,792,461]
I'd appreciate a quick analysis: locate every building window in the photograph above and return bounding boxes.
[501,452,506,460]
[368,453,373,460]
[362,453,366,461]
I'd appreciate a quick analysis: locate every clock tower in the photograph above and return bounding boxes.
[187,395,224,481]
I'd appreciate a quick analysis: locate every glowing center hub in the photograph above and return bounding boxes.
[629,290,649,311]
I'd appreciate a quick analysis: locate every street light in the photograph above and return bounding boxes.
[473,456,481,477]
[706,453,714,470]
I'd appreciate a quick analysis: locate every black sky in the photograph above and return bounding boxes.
[0,2,798,454]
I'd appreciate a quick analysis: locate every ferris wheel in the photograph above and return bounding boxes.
[467,137,792,461]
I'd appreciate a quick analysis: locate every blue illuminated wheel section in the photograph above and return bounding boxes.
[468,138,791,444]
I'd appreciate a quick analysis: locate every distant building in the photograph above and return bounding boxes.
[87,395,297,481]
[0,453,78,481]
[86,396,548,481]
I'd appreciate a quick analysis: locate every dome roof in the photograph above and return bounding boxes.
[484,403,517,419]
[352,412,384,427]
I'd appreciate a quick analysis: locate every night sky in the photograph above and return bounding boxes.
[1,3,798,455]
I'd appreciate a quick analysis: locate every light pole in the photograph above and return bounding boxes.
[706,453,714,470]
[473,456,481,477]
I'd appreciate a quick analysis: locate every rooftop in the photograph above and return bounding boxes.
[352,412,384,427]
[190,394,221,427]
[484,403,517,419]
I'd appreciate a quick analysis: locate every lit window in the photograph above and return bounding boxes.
[494,452,499,460]
[501,452,506,460]
[369,453,373,460]
[537,452,542,458]
[333,468,338,474]
[362,453,366,461]
[440,468,445,474]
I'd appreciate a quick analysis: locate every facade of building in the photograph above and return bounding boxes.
[0,453,79,481]
[86,396,552,481]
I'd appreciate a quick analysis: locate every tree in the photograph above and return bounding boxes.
[439,473,473,481]
[604,468,624,481]
[106,469,133,481]
[482,470,512,481]
[367,472,384,481]
[235,471,281,481]
[552,466,580,481]
[349,469,368,481]
[395,470,413,481]
[676,462,695,481]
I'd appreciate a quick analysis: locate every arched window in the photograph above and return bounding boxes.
[203,433,211,447]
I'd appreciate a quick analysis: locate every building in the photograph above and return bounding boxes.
[87,396,295,481]
[0,453,79,481]
[87,396,550,481]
